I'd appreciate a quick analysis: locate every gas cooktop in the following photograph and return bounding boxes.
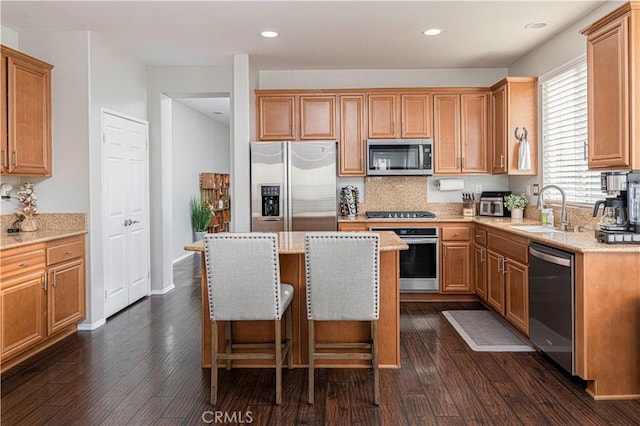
[365,211,437,219]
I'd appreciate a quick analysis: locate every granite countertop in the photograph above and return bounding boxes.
[339,214,640,253]
[1,228,87,251]
[473,217,640,253]
[184,231,408,254]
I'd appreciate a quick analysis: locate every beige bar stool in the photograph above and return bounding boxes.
[304,232,380,405]
[203,233,293,405]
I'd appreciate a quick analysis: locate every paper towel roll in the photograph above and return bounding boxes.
[437,179,464,191]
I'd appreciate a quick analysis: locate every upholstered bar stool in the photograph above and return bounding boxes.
[304,232,380,405]
[203,233,293,405]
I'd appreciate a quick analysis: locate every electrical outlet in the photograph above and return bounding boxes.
[475,184,482,193]
[526,185,532,196]
[533,184,540,196]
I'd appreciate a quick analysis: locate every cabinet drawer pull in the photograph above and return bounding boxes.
[65,251,73,255]
[13,150,17,166]
[497,256,503,273]
[19,262,29,268]
[52,270,57,288]
[502,258,508,275]
[43,273,48,291]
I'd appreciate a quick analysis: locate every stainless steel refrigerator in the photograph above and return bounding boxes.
[251,141,337,232]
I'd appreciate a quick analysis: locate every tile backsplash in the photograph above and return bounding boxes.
[363,176,463,215]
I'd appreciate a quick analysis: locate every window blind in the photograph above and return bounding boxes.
[541,59,601,205]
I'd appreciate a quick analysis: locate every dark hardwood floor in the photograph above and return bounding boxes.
[2,253,640,425]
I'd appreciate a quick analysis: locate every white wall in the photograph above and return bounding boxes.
[1,26,18,48]
[15,32,91,214]
[507,0,625,199]
[147,66,233,293]
[11,31,147,328]
[171,100,230,261]
[259,68,507,89]
[231,54,258,232]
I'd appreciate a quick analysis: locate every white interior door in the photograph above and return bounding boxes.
[102,111,150,317]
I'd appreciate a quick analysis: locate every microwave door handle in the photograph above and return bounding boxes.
[419,146,424,170]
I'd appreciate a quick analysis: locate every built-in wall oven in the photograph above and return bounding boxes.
[371,227,439,292]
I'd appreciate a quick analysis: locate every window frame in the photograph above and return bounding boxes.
[538,55,601,208]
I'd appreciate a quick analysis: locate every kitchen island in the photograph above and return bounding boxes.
[184,231,408,369]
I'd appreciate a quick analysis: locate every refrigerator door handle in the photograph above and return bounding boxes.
[285,142,293,232]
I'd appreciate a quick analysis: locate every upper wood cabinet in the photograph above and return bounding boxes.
[490,77,538,175]
[256,93,336,141]
[368,94,399,138]
[1,45,53,176]
[368,93,433,139]
[299,95,335,140]
[401,94,432,138]
[433,91,489,174]
[257,95,296,140]
[581,2,640,170]
[338,94,366,175]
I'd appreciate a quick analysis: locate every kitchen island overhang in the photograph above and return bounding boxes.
[185,231,408,369]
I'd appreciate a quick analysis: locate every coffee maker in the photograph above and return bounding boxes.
[628,172,640,234]
[594,171,640,243]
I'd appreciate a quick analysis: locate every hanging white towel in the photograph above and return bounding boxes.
[518,138,531,171]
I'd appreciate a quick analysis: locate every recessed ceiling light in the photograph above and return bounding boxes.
[422,28,442,36]
[525,22,547,30]
[260,31,279,38]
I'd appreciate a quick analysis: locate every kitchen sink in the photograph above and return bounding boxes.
[509,225,563,233]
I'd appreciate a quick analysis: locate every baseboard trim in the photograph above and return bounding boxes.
[151,284,175,295]
[78,318,106,331]
[173,251,195,264]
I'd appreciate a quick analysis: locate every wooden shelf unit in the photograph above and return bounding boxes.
[199,173,231,233]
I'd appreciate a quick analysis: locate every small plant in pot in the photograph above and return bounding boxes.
[504,194,528,219]
[190,195,212,241]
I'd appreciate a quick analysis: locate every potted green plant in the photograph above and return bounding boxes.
[504,194,528,219]
[190,195,212,241]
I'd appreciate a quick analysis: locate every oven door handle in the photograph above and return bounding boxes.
[400,237,439,244]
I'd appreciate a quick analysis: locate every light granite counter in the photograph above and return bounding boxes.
[1,213,87,251]
[184,230,408,253]
[338,214,640,254]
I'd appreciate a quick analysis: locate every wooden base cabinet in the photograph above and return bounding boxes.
[581,2,640,170]
[473,225,488,300]
[504,258,528,335]
[1,235,86,372]
[0,45,53,176]
[484,229,529,336]
[440,224,473,293]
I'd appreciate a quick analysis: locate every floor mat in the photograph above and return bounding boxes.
[442,310,535,352]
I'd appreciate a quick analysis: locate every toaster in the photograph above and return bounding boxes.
[479,191,512,217]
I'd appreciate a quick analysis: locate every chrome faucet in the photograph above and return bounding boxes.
[536,185,569,231]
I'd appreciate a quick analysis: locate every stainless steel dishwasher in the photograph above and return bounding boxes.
[528,242,575,375]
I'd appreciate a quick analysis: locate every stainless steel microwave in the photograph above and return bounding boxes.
[366,139,433,176]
